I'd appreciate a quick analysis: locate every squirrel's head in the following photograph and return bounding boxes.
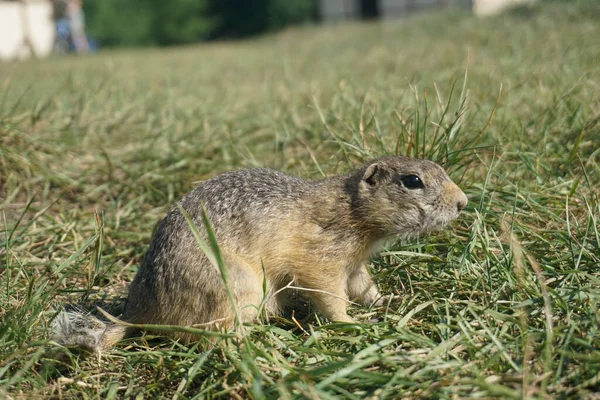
[354,156,467,238]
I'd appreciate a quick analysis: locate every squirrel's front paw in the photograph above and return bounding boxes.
[356,285,384,306]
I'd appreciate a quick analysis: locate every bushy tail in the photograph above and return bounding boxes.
[51,311,129,353]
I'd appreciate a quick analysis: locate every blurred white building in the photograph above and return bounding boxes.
[0,0,55,61]
[473,0,533,15]
[320,0,534,21]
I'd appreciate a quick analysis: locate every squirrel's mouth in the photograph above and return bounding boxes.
[389,207,462,238]
[420,214,461,234]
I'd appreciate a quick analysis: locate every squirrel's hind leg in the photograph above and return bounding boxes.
[224,259,277,326]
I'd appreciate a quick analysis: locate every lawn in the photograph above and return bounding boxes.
[1,1,599,398]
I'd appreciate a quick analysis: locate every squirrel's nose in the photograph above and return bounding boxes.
[456,191,468,212]
[444,181,468,213]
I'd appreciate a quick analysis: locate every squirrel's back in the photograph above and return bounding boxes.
[179,168,312,238]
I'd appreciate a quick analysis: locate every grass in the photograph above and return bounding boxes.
[1,0,599,398]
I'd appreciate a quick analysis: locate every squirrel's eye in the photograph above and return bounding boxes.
[401,175,424,189]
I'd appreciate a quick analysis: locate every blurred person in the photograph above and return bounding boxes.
[66,0,88,53]
[53,0,72,53]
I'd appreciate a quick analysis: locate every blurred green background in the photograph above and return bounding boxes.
[84,0,318,47]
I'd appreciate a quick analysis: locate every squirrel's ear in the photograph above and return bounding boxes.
[363,163,386,186]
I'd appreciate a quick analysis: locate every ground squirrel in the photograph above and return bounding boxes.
[52,155,468,352]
